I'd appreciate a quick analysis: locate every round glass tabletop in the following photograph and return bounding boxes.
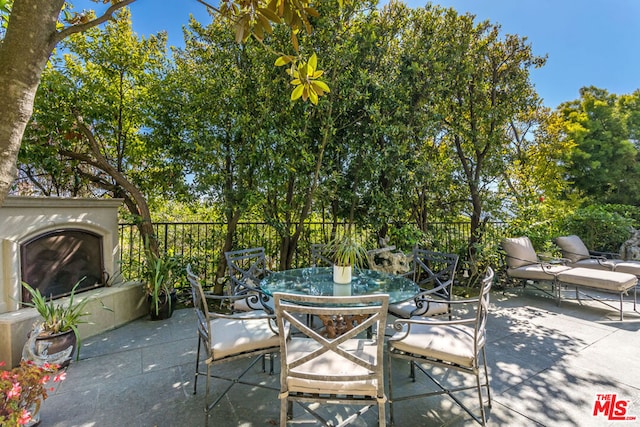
[260,267,419,304]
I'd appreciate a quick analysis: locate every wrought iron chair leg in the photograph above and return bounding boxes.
[193,336,202,395]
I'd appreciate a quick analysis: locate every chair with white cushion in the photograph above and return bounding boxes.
[274,292,389,427]
[225,247,274,313]
[387,267,494,425]
[187,264,284,426]
[388,248,458,319]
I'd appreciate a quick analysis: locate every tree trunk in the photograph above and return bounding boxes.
[0,0,65,206]
[214,210,241,294]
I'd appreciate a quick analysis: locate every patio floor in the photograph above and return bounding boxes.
[39,286,640,426]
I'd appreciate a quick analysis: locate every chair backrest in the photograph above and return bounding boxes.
[500,236,540,268]
[187,264,211,350]
[225,247,270,292]
[311,243,334,267]
[411,248,459,299]
[474,267,494,354]
[273,293,389,393]
[224,247,273,312]
[555,235,591,262]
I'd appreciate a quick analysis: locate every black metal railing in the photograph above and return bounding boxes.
[118,221,508,288]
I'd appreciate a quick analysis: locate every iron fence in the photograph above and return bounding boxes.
[118,221,508,289]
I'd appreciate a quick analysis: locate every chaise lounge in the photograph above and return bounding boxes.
[555,234,640,277]
[501,236,638,320]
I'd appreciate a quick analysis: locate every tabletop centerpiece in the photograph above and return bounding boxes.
[328,233,367,284]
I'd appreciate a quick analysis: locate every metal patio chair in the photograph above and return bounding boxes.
[311,243,334,267]
[274,292,389,427]
[387,267,494,425]
[225,246,274,313]
[388,248,459,319]
[187,264,284,426]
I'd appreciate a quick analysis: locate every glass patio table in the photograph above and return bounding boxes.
[260,267,419,304]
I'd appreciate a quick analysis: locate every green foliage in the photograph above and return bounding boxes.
[143,248,179,315]
[505,198,573,250]
[386,224,426,252]
[559,205,634,252]
[558,86,640,205]
[328,233,367,267]
[21,280,92,359]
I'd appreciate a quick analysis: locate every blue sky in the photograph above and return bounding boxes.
[71,0,640,108]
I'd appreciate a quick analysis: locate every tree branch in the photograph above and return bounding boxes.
[54,0,137,43]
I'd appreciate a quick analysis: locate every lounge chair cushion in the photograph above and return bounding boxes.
[501,237,539,268]
[556,267,637,292]
[507,264,572,281]
[555,235,591,262]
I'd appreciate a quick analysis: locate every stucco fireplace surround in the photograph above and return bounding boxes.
[0,196,146,367]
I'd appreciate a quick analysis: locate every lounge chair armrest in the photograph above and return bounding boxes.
[590,250,620,259]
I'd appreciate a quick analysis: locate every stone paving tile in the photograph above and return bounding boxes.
[36,289,640,427]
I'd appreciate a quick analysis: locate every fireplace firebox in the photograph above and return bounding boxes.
[20,229,105,303]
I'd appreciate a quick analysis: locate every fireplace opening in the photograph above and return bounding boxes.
[20,229,105,304]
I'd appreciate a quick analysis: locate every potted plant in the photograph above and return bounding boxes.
[143,252,178,320]
[0,360,66,426]
[21,280,92,368]
[328,233,367,284]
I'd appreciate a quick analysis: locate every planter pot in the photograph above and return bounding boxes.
[23,329,77,368]
[149,290,177,320]
[333,265,352,284]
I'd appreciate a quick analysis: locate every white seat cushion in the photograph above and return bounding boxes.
[210,312,280,360]
[388,299,448,319]
[389,319,479,368]
[232,292,275,312]
[284,338,379,396]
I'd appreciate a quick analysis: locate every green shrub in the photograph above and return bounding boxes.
[559,205,634,252]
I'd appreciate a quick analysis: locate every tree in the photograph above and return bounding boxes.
[0,0,136,207]
[427,10,545,263]
[558,86,640,205]
[0,0,331,209]
[18,8,173,253]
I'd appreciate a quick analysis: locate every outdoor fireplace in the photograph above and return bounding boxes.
[0,197,147,368]
[21,229,105,303]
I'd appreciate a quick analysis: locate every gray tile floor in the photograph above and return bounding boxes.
[39,287,640,426]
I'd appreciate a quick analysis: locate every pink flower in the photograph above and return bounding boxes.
[7,382,21,399]
[54,372,66,382]
[17,408,32,425]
